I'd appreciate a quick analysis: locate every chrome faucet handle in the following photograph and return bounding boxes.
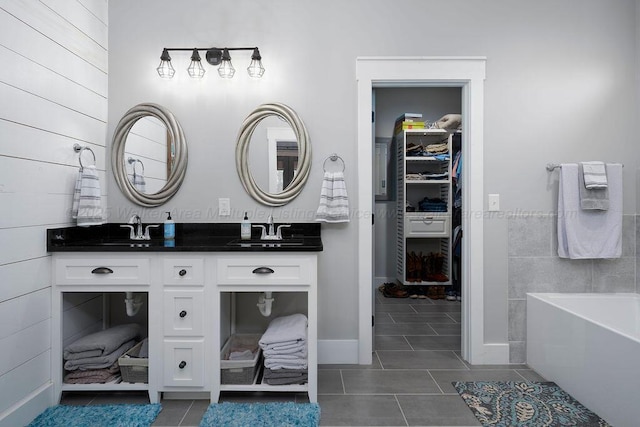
[267,214,275,236]
[276,224,291,240]
[120,224,136,240]
[252,224,267,240]
[144,224,160,240]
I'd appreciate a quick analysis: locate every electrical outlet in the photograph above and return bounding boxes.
[488,194,500,211]
[218,198,231,216]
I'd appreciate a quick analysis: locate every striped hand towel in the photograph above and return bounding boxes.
[71,165,104,227]
[315,171,350,223]
[581,161,608,189]
[132,171,146,193]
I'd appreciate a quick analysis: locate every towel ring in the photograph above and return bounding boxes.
[73,144,96,170]
[128,157,145,175]
[323,153,345,172]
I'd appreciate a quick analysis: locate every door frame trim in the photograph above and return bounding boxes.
[356,56,496,364]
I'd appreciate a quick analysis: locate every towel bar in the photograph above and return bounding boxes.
[546,162,623,171]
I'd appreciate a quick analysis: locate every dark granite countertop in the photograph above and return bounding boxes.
[47,223,323,252]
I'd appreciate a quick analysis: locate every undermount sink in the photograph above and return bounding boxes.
[226,238,304,247]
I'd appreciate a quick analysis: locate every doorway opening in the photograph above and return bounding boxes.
[356,57,498,365]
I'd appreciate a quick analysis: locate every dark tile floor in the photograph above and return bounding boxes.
[60,289,546,426]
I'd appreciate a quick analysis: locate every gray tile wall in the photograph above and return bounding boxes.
[507,214,637,363]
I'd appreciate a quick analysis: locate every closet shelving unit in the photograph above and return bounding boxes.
[396,128,453,286]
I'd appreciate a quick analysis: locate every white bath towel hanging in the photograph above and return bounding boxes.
[71,165,105,227]
[315,171,350,223]
[557,163,622,259]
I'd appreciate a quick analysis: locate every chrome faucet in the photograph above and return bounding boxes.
[252,215,291,241]
[121,214,159,240]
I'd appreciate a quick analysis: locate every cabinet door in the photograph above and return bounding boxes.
[163,340,204,387]
[163,290,205,336]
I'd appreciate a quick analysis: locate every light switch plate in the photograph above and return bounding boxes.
[488,194,500,211]
[218,198,230,216]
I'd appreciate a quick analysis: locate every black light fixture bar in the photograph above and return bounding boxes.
[156,46,264,79]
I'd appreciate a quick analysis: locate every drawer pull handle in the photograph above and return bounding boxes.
[91,267,113,275]
[179,269,187,276]
[179,310,187,318]
[252,267,275,275]
[179,361,187,369]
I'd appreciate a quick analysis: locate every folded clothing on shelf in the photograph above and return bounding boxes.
[259,313,308,371]
[418,197,447,212]
[63,323,140,360]
[263,367,308,385]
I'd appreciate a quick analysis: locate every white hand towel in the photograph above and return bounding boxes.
[71,165,105,227]
[581,161,608,189]
[557,163,622,259]
[315,171,350,223]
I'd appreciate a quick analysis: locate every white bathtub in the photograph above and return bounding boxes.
[527,293,640,427]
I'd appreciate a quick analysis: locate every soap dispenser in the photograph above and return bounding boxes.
[164,212,175,240]
[241,211,251,240]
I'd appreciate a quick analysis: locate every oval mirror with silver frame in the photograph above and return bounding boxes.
[236,103,311,206]
[111,103,188,207]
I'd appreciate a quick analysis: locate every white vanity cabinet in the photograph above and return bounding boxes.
[212,253,318,403]
[50,251,318,404]
[51,255,156,402]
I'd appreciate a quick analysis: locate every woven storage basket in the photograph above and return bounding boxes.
[118,341,148,383]
[220,334,262,385]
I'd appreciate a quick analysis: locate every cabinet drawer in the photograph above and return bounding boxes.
[163,340,204,387]
[163,290,205,336]
[216,256,312,286]
[405,215,450,237]
[54,258,150,285]
[163,258,204,285]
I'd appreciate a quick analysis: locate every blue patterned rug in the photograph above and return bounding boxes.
[199,402,320,427]
[453,381,611,427]
[28,404,162,427]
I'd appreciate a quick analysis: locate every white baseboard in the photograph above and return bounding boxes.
[318,340,359,364]
[477,343,510,365]
[0,383,52,427]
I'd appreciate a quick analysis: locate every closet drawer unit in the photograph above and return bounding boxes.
[163,258,204,285]
[405,215,450,237]
[163,290,205,336]
[216,256,313,286]
[54,258,150,285]
[163,340,205,387]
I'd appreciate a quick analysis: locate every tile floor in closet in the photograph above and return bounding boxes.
[60,289,546,426]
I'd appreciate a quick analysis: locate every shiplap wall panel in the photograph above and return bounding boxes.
[0,227,50,266]
[0,319,50,376]
[0,9,106,97]
[0,46,107,121]
[0,0,107,422]
[0,258,50,304]
[0,0,107,72]
[0,121,106,170]
[39,0,107,49]
[0,84,106,146]
[0,351,50,415]
[0,289,50,340]
[78,0,108,25]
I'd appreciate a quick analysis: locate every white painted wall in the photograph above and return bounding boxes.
[108,0,637,355]
[0,1,107,425]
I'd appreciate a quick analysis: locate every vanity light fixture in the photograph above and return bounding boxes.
[156,46,264,79]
